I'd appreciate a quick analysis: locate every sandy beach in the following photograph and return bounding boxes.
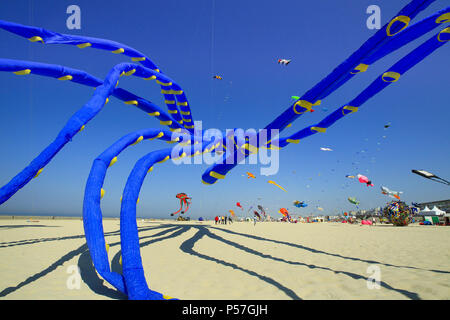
[0,217,449,300]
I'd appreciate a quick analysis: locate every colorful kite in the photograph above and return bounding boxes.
[268,180,287,192]
[293,200,307,208]
[257,205,266,217]
[246,172,256,179]
[278,59,291,65]
[348,197,360,205]
[411,169,450,185]
[213,75,222,80]
[171,193,191,216]
[380,186,402,200]
[236,202,243,210]
[357,174,374,187]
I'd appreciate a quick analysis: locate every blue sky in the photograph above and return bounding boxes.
[0,0,449,219]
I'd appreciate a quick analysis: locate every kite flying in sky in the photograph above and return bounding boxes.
[411,169,450,186]
[348,197,360,205]
[380,186,402,199]
[268,180,287,192]
[293,200,307,208]
[357,174,374,187]
[246,172,256,179]
[170,193,191,216]
[278,59,291,65]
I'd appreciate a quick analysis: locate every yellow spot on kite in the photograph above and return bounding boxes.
[105,243,109,253]
[174,152,187,160]
[350,63,369,74]
[386,15,410,36]
[156,80,173,86]
[157,155,170,163]
[112,48,125,54]
[13,69,31,75]
[124,69,136,76]
[293,100,313,114]
[286,139,300,143]
[170,128,182,133]
[148,111,160,117]
[108,157,118,167]
[180,110,190,115]
[437,27,450,42]
[34,168,44,178]
[149,132,164,140]
[147,166,154,173]
[184,125,194,129]
[101,188,105,199]
[166,137,180,144]
[381,71,401,82]
[131,57,146,62]
[163,295,173,300]
[165,100,176,105]
[131,136,144,146]
[77,43,92,49]
[436,13,450,24]
[160,120,173,126]
[311,127,326,133]
[105,98,109,105]
[177,102,188,106]
[28,36,44,43]
[342,106,358,115]
[78,125,85,133]
[58,75,73,81]
[144,75,157,80]
[210,171,225,179]
[125,100,139,105]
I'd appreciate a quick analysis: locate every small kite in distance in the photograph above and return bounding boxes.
[213,75,223,80]
[320,147,333,151]
[278,59,291,65]
[268,180,287,192]
[357,174,374,187]
[246,172,256,179]
[380,186,402,200]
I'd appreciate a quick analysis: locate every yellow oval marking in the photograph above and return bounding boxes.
[386,16,410,36]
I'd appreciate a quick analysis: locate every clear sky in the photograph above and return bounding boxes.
[0,0,449,219]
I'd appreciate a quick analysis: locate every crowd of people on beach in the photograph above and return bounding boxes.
[214,215,233,225]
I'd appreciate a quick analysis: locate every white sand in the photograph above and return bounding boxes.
[0,218,449,300]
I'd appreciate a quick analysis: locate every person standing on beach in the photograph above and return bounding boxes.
[253,216,257,226]
[224,216,228,225]
[215,216,219,225]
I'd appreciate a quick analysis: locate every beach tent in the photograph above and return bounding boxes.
[431,206,446,215]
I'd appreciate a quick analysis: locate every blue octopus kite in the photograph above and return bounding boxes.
[0,0,449,299]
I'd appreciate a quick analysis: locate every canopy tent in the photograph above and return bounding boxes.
[431,206,446,215]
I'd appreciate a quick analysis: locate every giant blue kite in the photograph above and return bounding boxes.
[0,0,448,299]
